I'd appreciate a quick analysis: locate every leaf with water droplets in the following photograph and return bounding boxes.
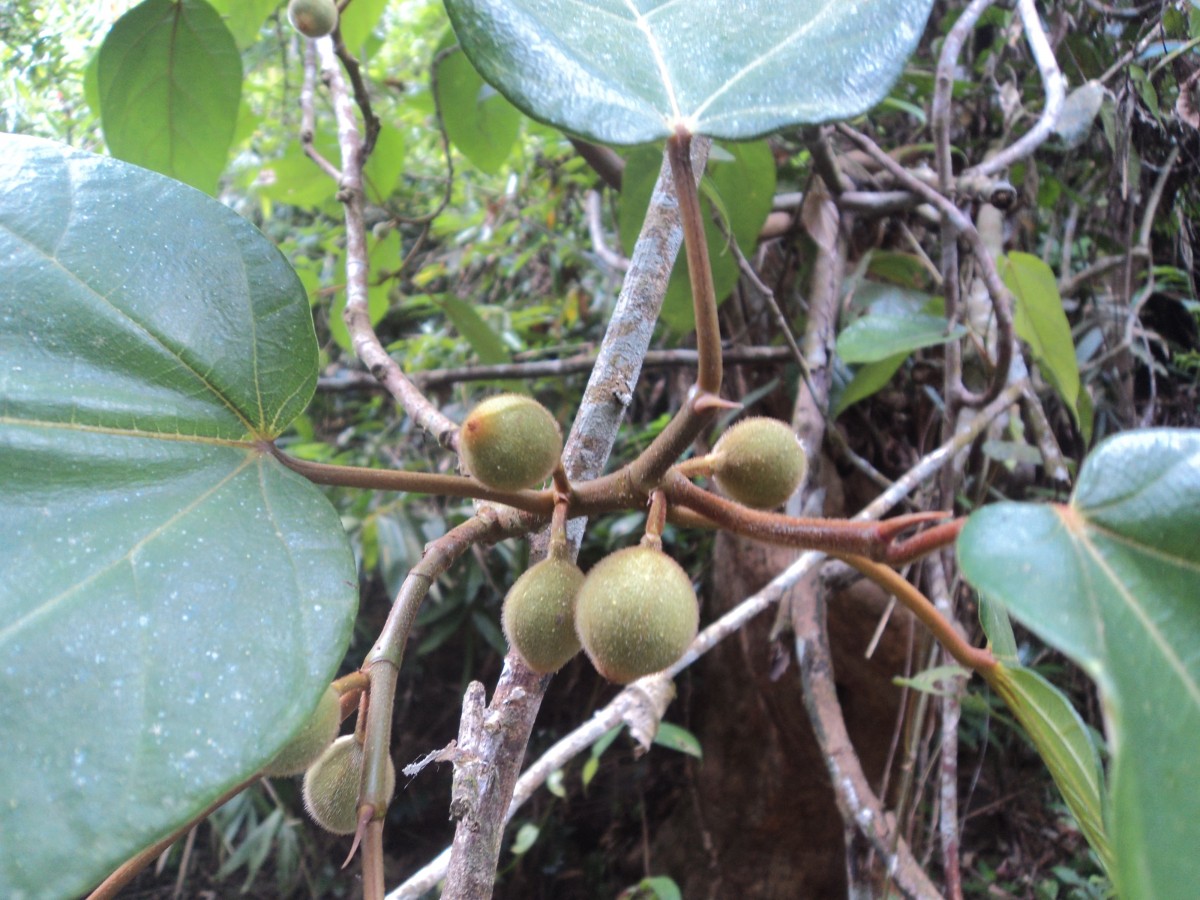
[0,135,356,897]
[444,0,936,143]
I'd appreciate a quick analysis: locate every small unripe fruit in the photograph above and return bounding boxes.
[262,685,340,777]
[575,546,699,684]
[302,735,395,835]
[287,0,338,38]
[712,417,806,509]
[459,394,562,490]
[502,555,585,674]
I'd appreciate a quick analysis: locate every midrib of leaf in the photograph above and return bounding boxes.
[0,451,260,646]
[686,1,837,127]
[1058,507,1200,710]
[0,216,258,438]
[623,0,681,124]
[0,416,260,447]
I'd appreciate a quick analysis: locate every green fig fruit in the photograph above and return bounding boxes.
[575,546,699,685]
[287,0,338,38]
[502,555,585,674]
[262,685,340,777]
[711,417,807,509]
[459,394,562,490]
[302,735,395,835]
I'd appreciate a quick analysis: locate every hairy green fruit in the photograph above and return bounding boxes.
[287,0,338,38]
[262,685,340,777]
[712,417,807,509]
[459,394,562,490]
[302,735,395,835]
[502,555,585,674]
[575,546,699,684]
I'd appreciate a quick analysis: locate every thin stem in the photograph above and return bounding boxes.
[316,39,460,450]
[961,0,1067,181]
[662,471,958,564]
[838,124,1015,409]
[366,514,510,670]
[835,554,995,674]
[268,444,554,516]
[669,129,721,394]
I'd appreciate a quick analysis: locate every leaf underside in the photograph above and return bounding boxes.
[445,0,937,144]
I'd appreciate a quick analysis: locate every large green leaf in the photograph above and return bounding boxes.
[436,48,522,175]
[444,0,936,143]
[97,0,242,195]
[959,429,1200,900]
[0,135,357,898]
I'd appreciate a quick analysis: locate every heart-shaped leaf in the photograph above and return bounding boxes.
[445,0,936,143]
[959,429,1200,899]
[98,0,242,195]
[0,135,357,898]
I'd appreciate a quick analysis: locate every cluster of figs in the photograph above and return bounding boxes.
[463,394,807,684]
[264,394,805,833]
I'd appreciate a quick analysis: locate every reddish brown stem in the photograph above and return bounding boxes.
[268,444,554,516]
[663,471,957,564]
[836,553,996,674]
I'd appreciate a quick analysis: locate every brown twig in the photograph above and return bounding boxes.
[837,124,1015,410]
[316,39,460,450]
[316,346,794,392]
[570,137,625,190]
[331,29,380,158]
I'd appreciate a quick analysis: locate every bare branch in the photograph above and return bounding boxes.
[585,189,630,271]
[438,138,711,897]
[316,39,460,451]
[962,0,1067,181]
[316,346,794,393]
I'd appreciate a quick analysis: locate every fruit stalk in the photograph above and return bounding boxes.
[663,470,958,564]
[622,131,725,494]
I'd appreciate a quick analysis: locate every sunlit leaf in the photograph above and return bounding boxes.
[97,0,242,194]
[0,135,356,897]
[436,48,521,175]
